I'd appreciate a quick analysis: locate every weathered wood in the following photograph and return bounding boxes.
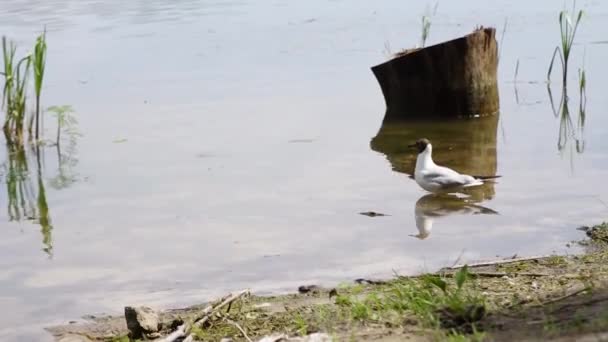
[372,27,499,120]
[157,289,250,342]
[444,255,552,270]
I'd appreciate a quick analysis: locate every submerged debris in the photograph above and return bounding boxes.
[359,211,389,217]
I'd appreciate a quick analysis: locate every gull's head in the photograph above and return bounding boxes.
[409,138,431,154]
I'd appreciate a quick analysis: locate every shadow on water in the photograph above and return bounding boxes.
[370,114,500,239]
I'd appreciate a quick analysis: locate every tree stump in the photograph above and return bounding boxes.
[371,27,499,120]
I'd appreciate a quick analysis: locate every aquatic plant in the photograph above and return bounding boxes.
[420,15,431,48]
[2,37,32,144]
[383,40,393,58]
[47,105,80,190]
[1,31,48,145]
[578,67,586,107]
[47,105,78,148]
[420,3,438,48]
[32,30,47,141]
[498,17,508,61]
[547,3,583,86]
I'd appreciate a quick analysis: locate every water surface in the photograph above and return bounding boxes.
[1,1,608,340]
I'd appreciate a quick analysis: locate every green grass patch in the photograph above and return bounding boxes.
[333,265,486,335]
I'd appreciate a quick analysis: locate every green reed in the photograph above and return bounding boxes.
[2,36,31,144]
[47,105,77,148]
[578,67,586,106]
[547,3,583,86]
[420,3,438,48]
[420,15,431,48]
[2,31,48,145]
[32,30,47,141]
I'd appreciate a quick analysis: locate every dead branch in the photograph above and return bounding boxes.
[445,255,552,270]
[537,286,589,307]
[158,289,250,342]
[226,319,253,342]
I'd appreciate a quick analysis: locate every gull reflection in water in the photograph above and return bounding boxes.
[412,193,498,239]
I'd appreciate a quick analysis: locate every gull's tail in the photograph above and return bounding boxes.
[473,175,502,181]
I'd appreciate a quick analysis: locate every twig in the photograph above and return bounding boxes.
[226,319,253,342]
[506,285,589,310]
[159,324,187,342]
[450,249,466,268]
[195,289,250,328]
[593,196,608,210]
[443,271,550,278]
[446,255,551,270]
[536,286,589,307]
[551,293,608,313]
[158,289,250,342]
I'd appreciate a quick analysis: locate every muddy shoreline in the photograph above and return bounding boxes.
[48,223,608,342]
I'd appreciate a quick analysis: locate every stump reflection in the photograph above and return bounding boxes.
[370,114,499,201]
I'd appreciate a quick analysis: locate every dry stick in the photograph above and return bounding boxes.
[158,289,250,342]
[169,291,234,341]
[446,255,552,270]
[193,293,233,322]
[226,319,253,342]
[443,271,550,278]
[536,286,589,307]
[450,249,467,269]
[508,285,589,310]
[160,324,188,342]
[195,289,250,328]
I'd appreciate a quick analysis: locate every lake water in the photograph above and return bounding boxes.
[1,0,608,340]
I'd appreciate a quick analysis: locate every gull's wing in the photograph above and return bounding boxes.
[422,167,469,188]
[424,174,468,188]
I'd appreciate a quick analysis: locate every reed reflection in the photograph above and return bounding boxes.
[3,144,53,256]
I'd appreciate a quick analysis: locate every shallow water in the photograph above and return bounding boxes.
[1,0,608,340]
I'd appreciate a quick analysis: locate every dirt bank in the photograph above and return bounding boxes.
[48,223,608,342]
